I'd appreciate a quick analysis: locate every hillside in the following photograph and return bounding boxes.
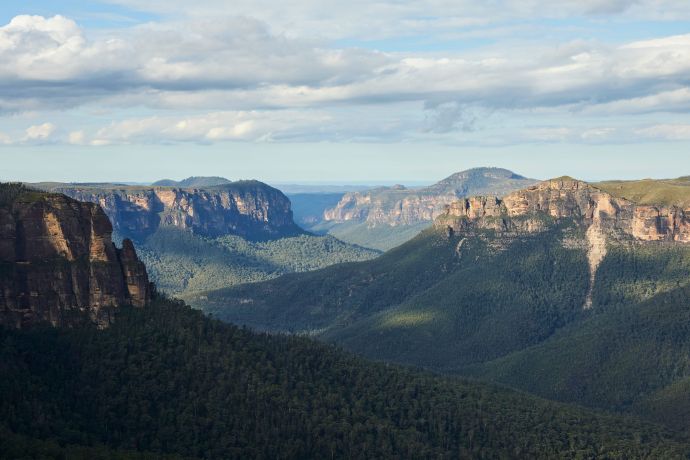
[597,177,690,208]
[310,167,537,250]
[136,227,379,298]
[1,297,687,458]
[202,176,690,429]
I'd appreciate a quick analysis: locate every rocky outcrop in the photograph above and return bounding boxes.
[436,177,690,242]
[42,180,303,242]
[323,168,537,227]
[436,177,690,309]
[0,187,150,328]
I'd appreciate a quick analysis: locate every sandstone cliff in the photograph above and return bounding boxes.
[40,180,303,242]
[436,177,690,242]
[435,177,690,309]
[323,168,537,227]
[0,185,150,328]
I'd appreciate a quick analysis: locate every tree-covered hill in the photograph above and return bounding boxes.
[200,217,690,431]
[130,227,379,299]
[1,297,688,459]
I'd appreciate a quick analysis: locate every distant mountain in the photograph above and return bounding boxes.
[152,176,233,187]
[323,167,536,226]
[201,176,690,432]
[36,180,304,242]
[310,167,537,250]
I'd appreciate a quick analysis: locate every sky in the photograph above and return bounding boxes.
[1,0,690,184]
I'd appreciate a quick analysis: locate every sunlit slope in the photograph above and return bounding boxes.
[597,177,690,208]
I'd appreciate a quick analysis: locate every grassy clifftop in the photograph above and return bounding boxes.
[596,177,690,207]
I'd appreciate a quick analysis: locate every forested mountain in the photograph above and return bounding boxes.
[307,167,536,250]
[202,177,690,431]
[2,297,688,459]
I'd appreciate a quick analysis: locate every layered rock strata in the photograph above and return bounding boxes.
[0,189,150,328]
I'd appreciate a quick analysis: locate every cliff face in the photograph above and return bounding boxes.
[45,180,302,242]
[0,188,150,328]
[436,177,690,242]
[435,177,690,309]
[323,168,537,227]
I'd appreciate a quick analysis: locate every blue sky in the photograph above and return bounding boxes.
[1,0,690,183]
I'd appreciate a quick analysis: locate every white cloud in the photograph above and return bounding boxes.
[68,130,86,145]
[24,122,56,141]
[100,1,689,38]
[82,110,332,145]
[636,124,690,141]
[2,10,690,146]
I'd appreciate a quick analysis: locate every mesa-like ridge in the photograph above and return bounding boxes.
[436,177,690,241]
[38,180,303,242]
[436,177,690,309]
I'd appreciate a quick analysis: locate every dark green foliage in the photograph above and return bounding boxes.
[328,226,591,370]
[132,228,379,297]
[0,426,182,460]
[0,182,34,206]
[423,241,690,431]
[0,298,687,459]
[203,225,591,370]
[200,228,463,331]
[202,222,690,434]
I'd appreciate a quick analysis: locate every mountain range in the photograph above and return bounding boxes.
[4,181,687,457]
[305,167,537,250]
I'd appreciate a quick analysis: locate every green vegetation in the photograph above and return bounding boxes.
[0,182,36,206]
[130,227,379,299]
[596,177,690,207]
[308,220,432,251]
[1,297,688,459]
[202,220,690,432]
[464,244,690,420]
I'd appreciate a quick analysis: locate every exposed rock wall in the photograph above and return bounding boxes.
[436,177,690,309]
[0,191,150,328]
[45,180,302,241]
[437,177,690,242]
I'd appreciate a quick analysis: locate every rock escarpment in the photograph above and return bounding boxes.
[324,168,537,227]
[0,185,150,328]
[42,180,303,242]
[436,177,690,308]
[436,177,690,242]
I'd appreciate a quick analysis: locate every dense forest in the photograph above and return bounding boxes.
[127,227,378,299]
[201,222,690,432]
[1,297,689,459]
